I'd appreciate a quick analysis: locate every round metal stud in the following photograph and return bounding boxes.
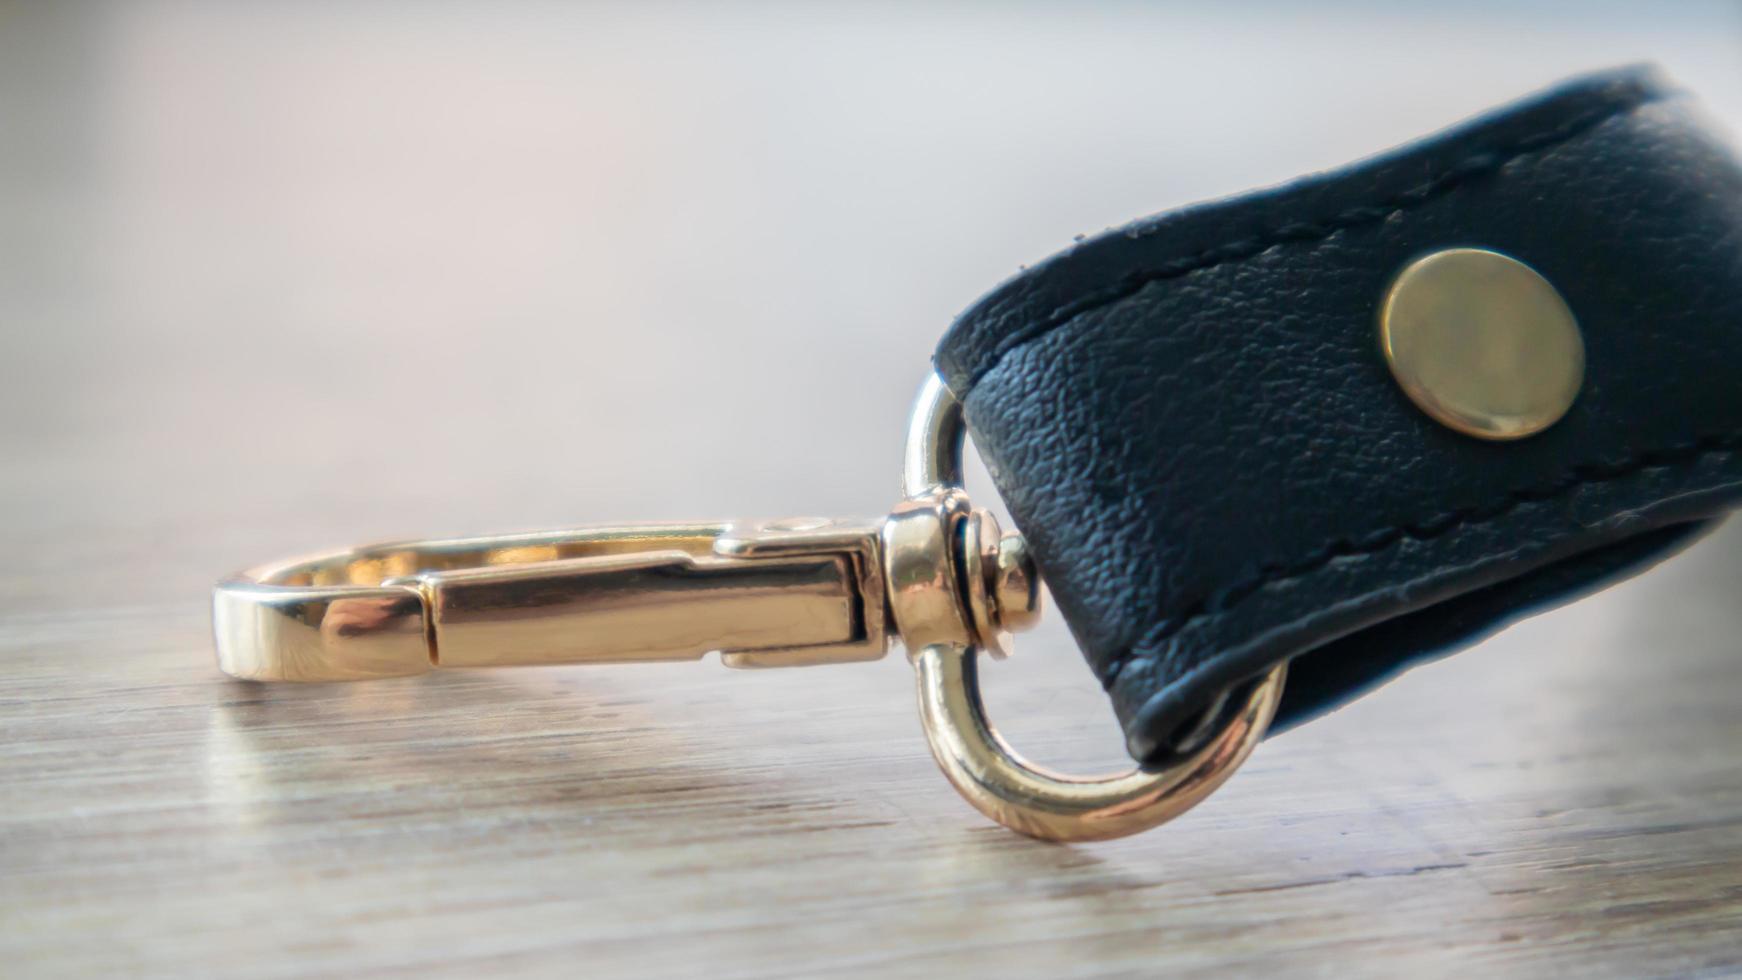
[992,531,1042,634]
[1380,248,1584,441]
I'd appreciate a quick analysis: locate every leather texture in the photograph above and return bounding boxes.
[934,66,1742,765]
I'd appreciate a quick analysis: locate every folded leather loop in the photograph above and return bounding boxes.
[934,66,1742,765]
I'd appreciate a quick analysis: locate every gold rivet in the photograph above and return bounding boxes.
[1379,248,1583,441]
[992,531,1042,634]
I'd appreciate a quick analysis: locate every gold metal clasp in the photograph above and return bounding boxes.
[213,372,1283,842]
[416,518,888,670]
[214,520,888,682]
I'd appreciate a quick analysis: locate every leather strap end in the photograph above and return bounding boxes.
[936,65,1742,764]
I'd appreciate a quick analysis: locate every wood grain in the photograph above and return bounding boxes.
[2,3,1739,976]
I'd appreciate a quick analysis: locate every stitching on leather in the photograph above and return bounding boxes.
[1099,435,1742,689]
[964,88,1669,390]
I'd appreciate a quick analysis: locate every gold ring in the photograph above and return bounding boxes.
[896,374,1287,842]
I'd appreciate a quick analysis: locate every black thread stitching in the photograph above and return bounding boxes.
[1098,435,1742,689]
[964,89,1668,390]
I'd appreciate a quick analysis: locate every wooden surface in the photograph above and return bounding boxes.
[2,4,1740,977]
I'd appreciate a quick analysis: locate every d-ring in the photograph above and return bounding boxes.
[897,374,1287,842]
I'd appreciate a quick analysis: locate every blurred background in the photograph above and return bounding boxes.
[1,3,1739,975]
[3,1,1738,609]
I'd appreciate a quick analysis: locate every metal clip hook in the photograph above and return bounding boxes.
[212,373,1282,841]
[213,520,886,681]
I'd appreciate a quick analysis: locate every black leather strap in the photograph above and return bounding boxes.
[934,66,1742,765]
